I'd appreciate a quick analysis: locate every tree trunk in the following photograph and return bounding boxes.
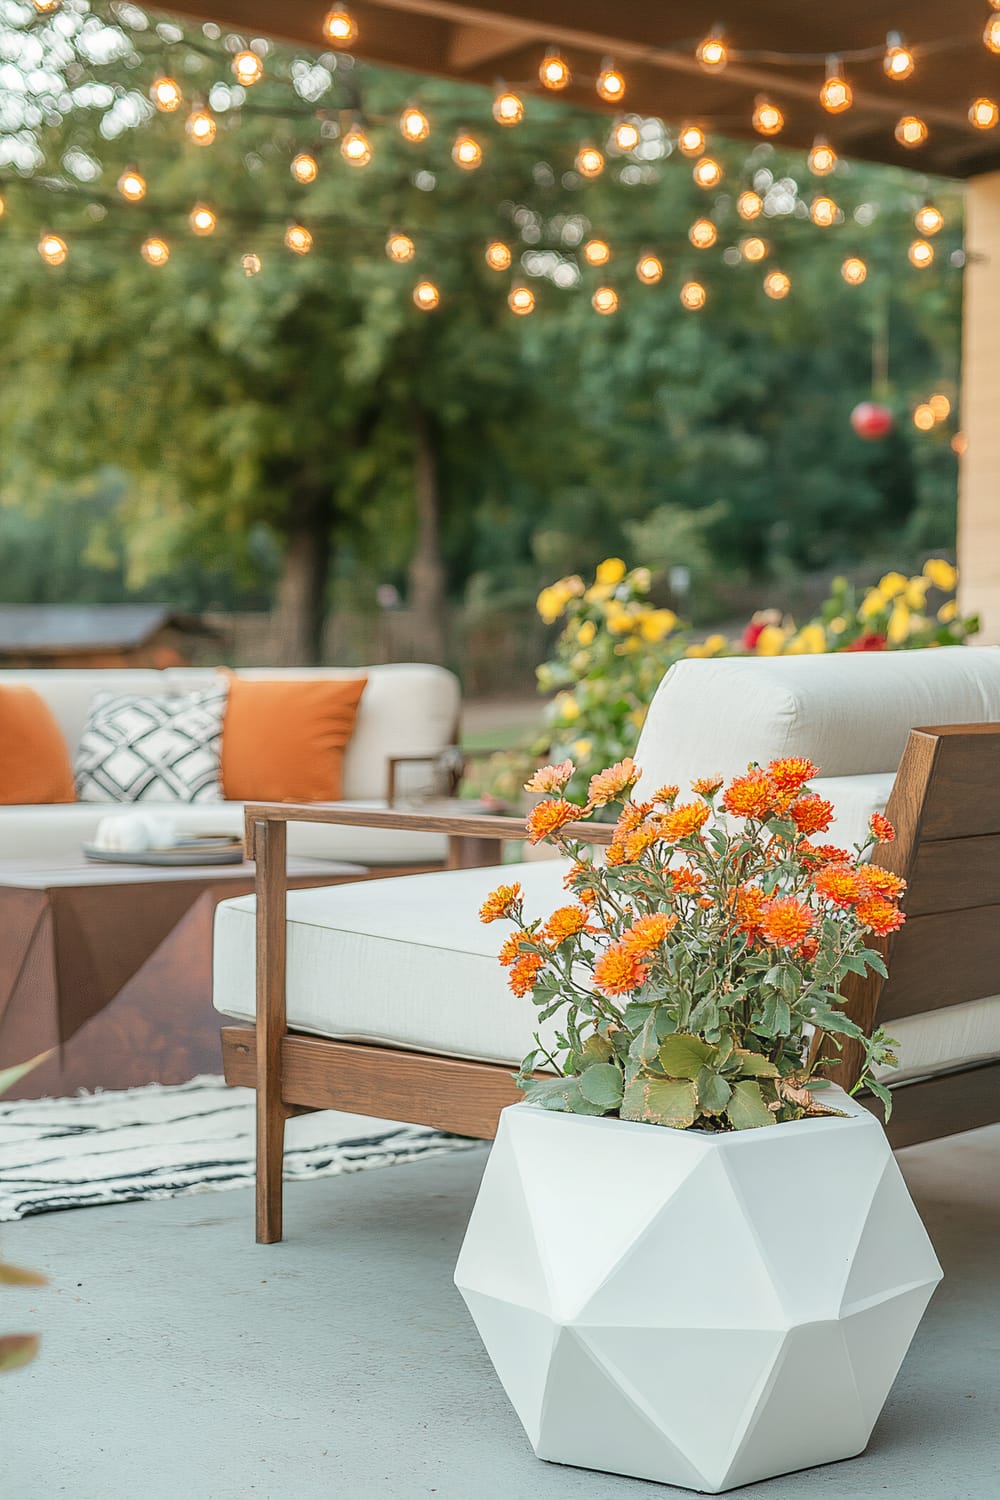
[272,500,332,666]
[407,404,448,665]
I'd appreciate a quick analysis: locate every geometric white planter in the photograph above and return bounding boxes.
[455,1091,942,1494]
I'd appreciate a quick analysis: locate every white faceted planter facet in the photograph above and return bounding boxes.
[455,1092,942,1494]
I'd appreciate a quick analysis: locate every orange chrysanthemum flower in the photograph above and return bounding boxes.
[545,905,592,944]
[620,912,677,957]
[480,882,523,923]
[697,896,714,909]
[651,784,680,806]
[508,951,545,997]
[760,897,815,948]
[813,864,863,907]
[671,866,704,896]
[587,757,639,808]
[859,867,906,900]
[855,896,905,936]
[524,760,574,794]
[722,771,776,821]
[767,757,820,794]
[869,813,896,844]
[734,883,767,941]
[623,827,659,862]
[614,802,652,838]
[498,932,528,967]
[526,798,580,845]
[797,934,820,963]
[799,841,851,866]
[593,944,650,996]
[658,800,711,842]
[789,794,835,837]
[691,774,724,796]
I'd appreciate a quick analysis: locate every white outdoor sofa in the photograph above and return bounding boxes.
[213,646,1000,1239]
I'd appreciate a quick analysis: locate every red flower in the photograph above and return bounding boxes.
[742,620,766,650]
[845,633,888,652]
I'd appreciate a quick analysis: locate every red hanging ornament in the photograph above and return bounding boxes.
[850,402,894,440]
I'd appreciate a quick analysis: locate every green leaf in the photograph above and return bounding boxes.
[731,1049,780,1078]
[521,1076,608,1116]
[578,1062,624,1108]
[864,1077,894,1120]
[696,1066,732,1116]
[580,1034,614,1064]
[727,1080,777,1131]
[658,1032,716,1079]
[623,1002,654,1031]
[621,1074,697,1129]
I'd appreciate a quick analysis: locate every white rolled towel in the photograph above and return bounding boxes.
[93,812,180,853]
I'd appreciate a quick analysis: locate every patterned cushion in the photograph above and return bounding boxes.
[75,687,228,804]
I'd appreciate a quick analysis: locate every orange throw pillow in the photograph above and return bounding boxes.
[220,675,367,802]
[0,685,76,805]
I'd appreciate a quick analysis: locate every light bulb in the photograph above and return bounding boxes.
[38,233,67,266]
[493,90,524,126]
[400,106,430,142]
[811,195,838,227]
[737,190,763,220]
[764,270,791,300]
[678,124,706,156]
[987,18,1000,53]
[323,7,357,45]
[485,241,512,271]
[189,204,217,236]
[452,133,483,169]
[914,204,944,235]
[575,145,604,178]
[242,253,262,277]
[697,30,728,70]
[508,286,536,316]
[583,239,611,267]
[740,236,767,262]
[884,34,915,80]
[341,127,373,166]
[613,119,640,152]
[291,153,318,184]
[636,254,663,284]
[913,404,936,432]
[693,156,723,189]
[117,169,146,202]
[689,218,718,250]
[413,280,440,310]
[808,138,838,175]
[150,76,182,112]
[141,236,170,267]
[285,224,313,255]
[539,49,571,90]
[909,239,934,268]
[680,281,707,310]
[970,97,999,130]
[841,256,867,285]
[752,99,784,137]
[592,286,618,315]
[386,231,415,263]
[895,115,928,148]
[232,50,263,86]
[820,58,852,114]
[185,108,216,145]
[929,393,951,421]
[596,62,625,103]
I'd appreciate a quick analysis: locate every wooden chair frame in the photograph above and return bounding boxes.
[221,724,1000,1242]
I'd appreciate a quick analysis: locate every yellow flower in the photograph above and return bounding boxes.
[905,577,929,610]
[576,620,597,646]
[887,602,911,645]
[859,588,889,620]
[555,692,579,722]
[595,557,627,586]
[703,633,728,655]
[923,558,957,592]
[630,567,652,593]
[536,587,564,625]
[572,738,593,759]
[879,571,908,599]
[570,651,590,674]
[605,605,634,635]
[938,598,959,623]
[829,616,846,633]
[755,624,787,656]
[585,582,615,604]
[639,608,677,643]
[797,623,827,654]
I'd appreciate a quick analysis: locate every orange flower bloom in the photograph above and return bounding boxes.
[859,867,906,900]
[800,841,851,865]
[658,800,711,842]
[797,934,820,963]
[869,812,896,844]
[760,897,815,948]
[734,883,767,941]
[767,757,820,794]
[594,944,650,996]
[587,757,639,808]
[480,882,523,923]
[722,771,776,821]
[526,798,580,845]
[789,794,835,836]
[620,912,677,957]
[508,952,545,997]
[545,905,592,944]
[670,866,704,896]
[524,760,574,794]
[651,784,679,806]
[813,864,862,907]
[697,896,714,909]
[691,774,724,796]
[855,896,905,936]
[498,932,528,966]
[623,827,659,862]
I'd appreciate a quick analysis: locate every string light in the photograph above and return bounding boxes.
[185,108,216,146]
[242,253,262,276]
[929,393,952,421]
[493,90,524,126]
[969,97,999,130]
[680,280,707,310]
[189,205,217,235]
[341,126,373,166]
[820,58,852,114]
[539,48,571,90]
[752,99,785,137]
[592,286,619,315]
[808,138,838,176]
[613,119,640,152]
[909,239,934,268]
[636,254,663,284]
[386,231,415,263]
[117,169,146,202]
[696,28,728,71]
[141,236,170,267]
[485,241,512,271]
[810,195,838,227]
[914,204,944,235]
[508,285,535,315]
[678,124,706,156]
[232,51,264,86]
[740,236,768,262]
[150,76,182,112]
[452,133,484,170]
[322,7,357,46]
[764,269,791,299]
[693,157,723,189]
[883,33,915,80]
[284,224,313,255]
[895,115,928,148]
[575,145,604,178]
[413,280,440,310]
[291,153,318,184]
[596,61,625,103]
[737,190,763,220]
[841,256,868,285]
[400,106,430,142]
[583,239,611,266]
[38,233,67,266]
[985,18,1000,54]
[689,218,718,249]
[913,404,936,431]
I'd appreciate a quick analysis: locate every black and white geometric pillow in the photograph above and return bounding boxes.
[74,686,229,804]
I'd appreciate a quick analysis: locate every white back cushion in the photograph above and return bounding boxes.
[0,670,168,757]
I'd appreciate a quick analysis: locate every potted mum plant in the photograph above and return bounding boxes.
[455,757,942,1495]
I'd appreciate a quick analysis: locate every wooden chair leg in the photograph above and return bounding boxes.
[256,1091,287,1244]
[253,816,288,1244]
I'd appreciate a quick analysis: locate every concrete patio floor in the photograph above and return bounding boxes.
[1,1121,998,1500]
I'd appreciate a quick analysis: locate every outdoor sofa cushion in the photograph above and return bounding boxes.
[219,674,367,802]
[0,685,76,805]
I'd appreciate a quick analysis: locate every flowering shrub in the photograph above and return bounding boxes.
[481,757,900,1131]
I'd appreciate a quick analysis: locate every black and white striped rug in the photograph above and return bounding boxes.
[0,1075,482,1221]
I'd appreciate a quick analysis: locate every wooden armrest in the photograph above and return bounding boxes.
[243,801,616,847]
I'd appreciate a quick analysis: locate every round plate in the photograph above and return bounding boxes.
[82,835,245,867]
